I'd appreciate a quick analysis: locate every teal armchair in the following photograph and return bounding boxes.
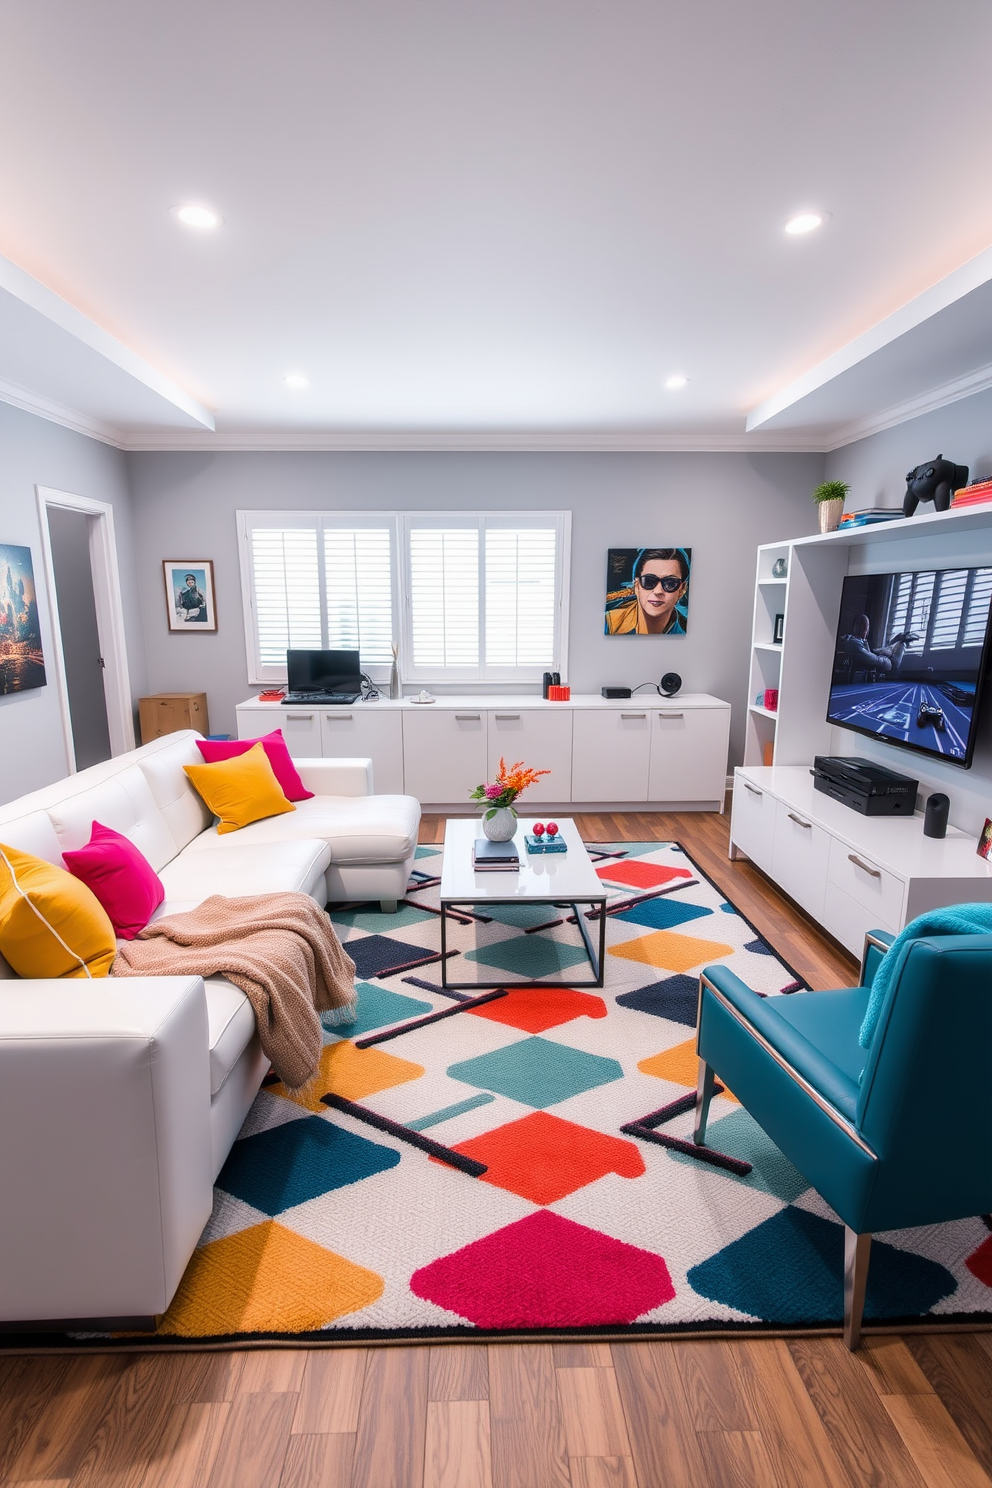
[695,929,992,1346]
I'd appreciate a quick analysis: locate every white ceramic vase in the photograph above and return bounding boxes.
[482,806,517,842]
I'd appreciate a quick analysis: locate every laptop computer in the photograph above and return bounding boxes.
[283,648,362,704]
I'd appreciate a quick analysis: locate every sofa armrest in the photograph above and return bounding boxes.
[0,976,213,1325]
[860,929,895,988]
[295,757,374,797]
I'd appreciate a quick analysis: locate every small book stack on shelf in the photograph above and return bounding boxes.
[952,479,992,509]
[472,838,520,872]
[837,507,903,529]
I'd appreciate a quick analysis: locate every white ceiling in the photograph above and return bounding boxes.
[1,0,992,449]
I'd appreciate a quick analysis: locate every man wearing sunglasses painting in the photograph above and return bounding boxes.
[605,547,691,635]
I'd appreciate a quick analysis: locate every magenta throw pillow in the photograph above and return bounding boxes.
[62,822,165,940]
[195,729,314,801]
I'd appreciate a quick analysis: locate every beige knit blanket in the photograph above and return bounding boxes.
[112,893,357,1090]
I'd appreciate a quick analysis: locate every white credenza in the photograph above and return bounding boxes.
[236,693,732,811]
[730,765,992,956]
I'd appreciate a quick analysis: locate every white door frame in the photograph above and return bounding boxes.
[35,485,136,772]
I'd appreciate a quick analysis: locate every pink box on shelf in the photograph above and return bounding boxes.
[763,688,778,712]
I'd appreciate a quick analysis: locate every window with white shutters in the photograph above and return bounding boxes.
[239,510,569,685]
[962,569,992,647]
[929,570,968,649]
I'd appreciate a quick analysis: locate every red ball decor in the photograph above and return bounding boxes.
[532,823,545,836]
[546,822,559,838]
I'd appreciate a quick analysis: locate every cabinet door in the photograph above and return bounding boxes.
[488,710,573,802]
[647,707,730,803]
[571,710,650,803]
[771,799,828,921]
[729,774,776,872]
[321,710,405,794]
[238,705,322,756]
[402,709,488,804]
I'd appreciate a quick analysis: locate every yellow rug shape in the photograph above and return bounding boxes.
[639,1038,738,1102]
[158,1221,384,1336]
[609,929,732,974]
[274,1039,425,1111]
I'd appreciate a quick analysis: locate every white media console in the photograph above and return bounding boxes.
[731,504,992,955]
[236,692,731,812]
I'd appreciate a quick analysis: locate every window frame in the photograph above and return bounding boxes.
[237,508,570,687]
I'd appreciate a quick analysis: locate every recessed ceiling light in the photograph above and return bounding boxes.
[284,372,310,389]
[173,203,221,230]
[665,374,689,390]
[785,211,828,236]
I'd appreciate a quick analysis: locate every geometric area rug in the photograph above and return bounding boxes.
[61,843,992,1346]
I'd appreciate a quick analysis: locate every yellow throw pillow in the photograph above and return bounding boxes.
[0,843,116,978]
[183,741,296,835]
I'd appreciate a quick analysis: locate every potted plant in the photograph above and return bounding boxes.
[812,479,851,534]
[470,757,550,840]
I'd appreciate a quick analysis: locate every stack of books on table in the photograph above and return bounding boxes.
[837,508,904,529]
[472,838,520,872]
[952,479,992,509]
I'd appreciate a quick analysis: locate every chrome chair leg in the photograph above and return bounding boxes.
[694,1058,716,1144]
[843,1228,872,1350]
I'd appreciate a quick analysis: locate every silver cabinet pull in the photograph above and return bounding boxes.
[325,713,354,721]
[787,812,812,829]
[286,714,314,722]
[743,782,762,797]
[621,712,647,719]
[455,714,482,721]
[494,714,521,720]
[848,853,882,879]
[658,711,684,719]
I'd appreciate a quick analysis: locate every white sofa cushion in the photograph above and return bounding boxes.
[0,808,67,866]
[183,794,420,866]
[135,735,213,854]
[157,837,332,912]
[203,979,258,1096]
[45,766,178,872]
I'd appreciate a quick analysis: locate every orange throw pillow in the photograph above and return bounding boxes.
[183,741,296,835]
[0,843,116,978]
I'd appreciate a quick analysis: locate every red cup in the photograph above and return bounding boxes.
[763,688,778,712]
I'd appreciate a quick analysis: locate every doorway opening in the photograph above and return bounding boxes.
[36,487,135,773]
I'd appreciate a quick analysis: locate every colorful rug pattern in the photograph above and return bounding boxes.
[100,844,992,1341]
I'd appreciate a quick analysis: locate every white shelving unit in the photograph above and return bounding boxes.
[744,543,789,766]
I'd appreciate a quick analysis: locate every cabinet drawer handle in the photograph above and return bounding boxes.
[743,782,763,797]
[621,712,647,719]
[658,711,684,719]
[286,714,314,722]
[455,714,482,721]
[494,714,521,720]
[325,713,353,721]
[787,812,812,829]
[848,853,882,879]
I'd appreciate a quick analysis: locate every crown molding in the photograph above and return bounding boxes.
[821,359,992,451]
[120,426,824,453]
[0,377,126,447]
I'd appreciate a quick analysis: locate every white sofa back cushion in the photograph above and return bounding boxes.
[46,766,178,872]
[136,734,213,854]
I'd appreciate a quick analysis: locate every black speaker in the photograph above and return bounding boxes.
[660,672,682,697]
[923,792,949,839]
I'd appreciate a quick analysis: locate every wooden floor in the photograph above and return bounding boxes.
[3,809,992,1488]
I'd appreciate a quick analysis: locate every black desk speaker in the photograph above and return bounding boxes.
[923,792,949,839]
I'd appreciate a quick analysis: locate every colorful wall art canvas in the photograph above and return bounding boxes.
[605,548,691,635]
[0,544,46,694]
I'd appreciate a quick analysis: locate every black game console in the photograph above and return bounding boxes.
[811,756,919,816]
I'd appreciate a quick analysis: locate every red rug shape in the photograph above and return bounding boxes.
[449,1111,645,1204]
[411,1210,675,1328]
[966,1234,992,1287]
[595,861,693,890]
[468,986,608,1033]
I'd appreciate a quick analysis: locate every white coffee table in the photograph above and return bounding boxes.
[438,817,609,989]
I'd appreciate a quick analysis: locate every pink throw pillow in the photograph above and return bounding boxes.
[62,822,165,940]
[195,729,314,801]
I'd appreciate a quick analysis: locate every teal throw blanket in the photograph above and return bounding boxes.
[859,902,992,1048]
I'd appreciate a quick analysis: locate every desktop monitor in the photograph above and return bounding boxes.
[286,649,362,693]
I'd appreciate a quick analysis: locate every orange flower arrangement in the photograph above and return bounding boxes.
[469,757,551,820]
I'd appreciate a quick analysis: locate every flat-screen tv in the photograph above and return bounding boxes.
[826,566,992,768]
[286,648,362,693]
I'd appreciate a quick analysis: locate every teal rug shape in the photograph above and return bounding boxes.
[415,845,441,859]
[614,899,714,931]
[464,936,591,979]
[667,1107,810,1204]
[323,981,432,1040]
[329,904,435,933]
[448,1036,624,1108]
[477,903,574,930]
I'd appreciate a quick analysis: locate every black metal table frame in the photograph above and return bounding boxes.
[439,893,608,990]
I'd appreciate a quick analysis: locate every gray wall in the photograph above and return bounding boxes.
[0,404,146,801]
[825,388,992,832]
[126,449,825,765]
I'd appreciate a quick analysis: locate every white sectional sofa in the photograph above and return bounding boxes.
[0,729,420,1330]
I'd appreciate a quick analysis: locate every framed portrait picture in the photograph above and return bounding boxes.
[0,543,47,693]
[605,547,691,636]
[163,561,217,632]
